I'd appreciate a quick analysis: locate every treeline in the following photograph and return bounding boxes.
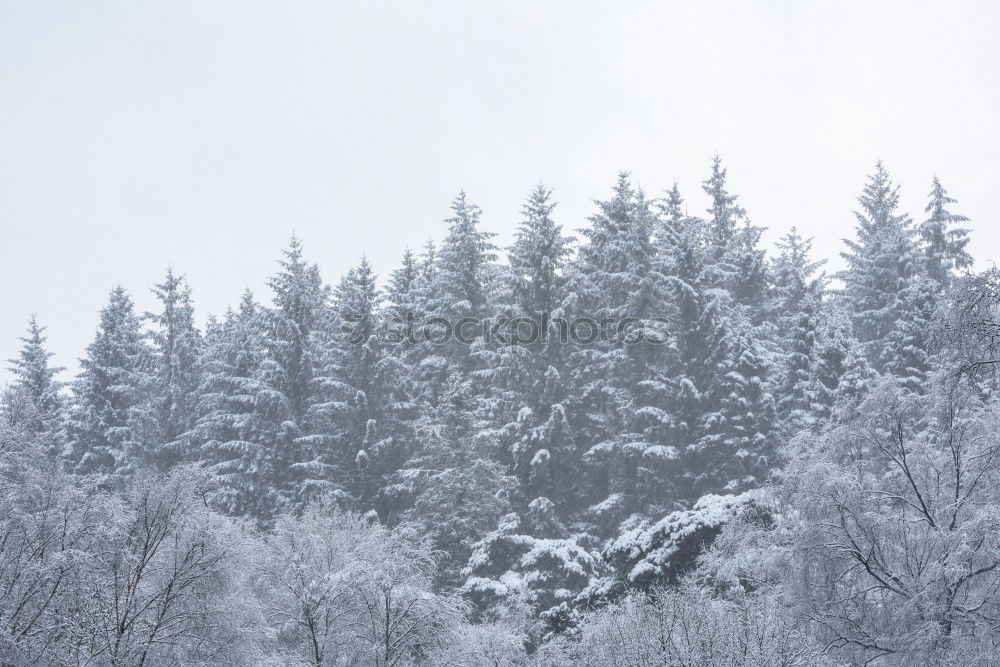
[3,156,989,665]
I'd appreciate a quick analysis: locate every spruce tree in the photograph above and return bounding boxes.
[309,257,416,520]
[839,162,921,349]
[920,176,972,285]
[189,291,280,522]
[405,375,512,590]
[411,192,498,404]
[7,316,65,454]
[701,156,770,320]
[7,316,64,425]
[565,174,672,531]
[771,229,826,438]
[263,236,328,510]
[65,287,152,477]
[145,268,202,468]
[702,154,747,250]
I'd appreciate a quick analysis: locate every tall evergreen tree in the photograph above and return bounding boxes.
[7,316,64,425]
[7,316,65,456]
[487,185,578,524]
[263,236,328,510]
[920,176,972,285]
[839,162,923,356]
[405,375,512,590]
[771,229,826,438]
[433,191,498,324]
[412,192,498,404]
[565,174,672,531]
[309,257,416,520]
[701,156,770,319]
[65,287,152,477]
[190,291,281,522]
[145,268,202,468]
[702,154,747,250]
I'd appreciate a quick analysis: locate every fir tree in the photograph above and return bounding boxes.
[702,154,747,250]
[920,176,972,285]
[771,229,826,438]
[7,316,64,426]
[7,316,64,455]
[145,268,202,468]
[563,175,676,531]
[263,236,328,510]
[839,162,921,349]
[309,257,415,520]
[189,291,280,521]
[66,287,152,477]
[405,376,513,589]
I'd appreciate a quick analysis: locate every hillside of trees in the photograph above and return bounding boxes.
[4,157,998,665]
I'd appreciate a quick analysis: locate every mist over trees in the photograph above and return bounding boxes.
[3,158,995,665]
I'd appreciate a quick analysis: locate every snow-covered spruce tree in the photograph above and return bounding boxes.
[404,375,513,590]
[434,191,498,325]
[563,173,673,535]
[6,316,64,449]
[462,501,602,643]
[143,268,202,468]
[65,286,152,477]
[404,193,498,407]
[481,185,580,521]
[188,291,282,522]
[381,245,430,401]
[698,327,776,493]
[877,273,939,392]
[920,176,972,286]
[427,191,498,365]
[484,184,571,416]
[839,163,953,393]
[771,229,826,439]
[702,154,747,252]
[839,163,922,348]
[309,256,416,522]
[701,156,771,319]
[262,236,329,511]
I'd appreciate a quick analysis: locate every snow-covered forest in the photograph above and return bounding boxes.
[3,157,997,665]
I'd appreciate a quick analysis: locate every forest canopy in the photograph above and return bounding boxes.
[3,158,994,666]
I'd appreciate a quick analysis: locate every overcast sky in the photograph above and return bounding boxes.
[2,1,999,382]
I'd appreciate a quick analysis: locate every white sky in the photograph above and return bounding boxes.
[2,1,999,382]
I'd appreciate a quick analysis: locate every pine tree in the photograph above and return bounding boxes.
[771,229,826,438]
[309,257,416,520]
[563,174,674,531]
[7,316,64,454]
[7,316,64,424]
[263,236,328,510]
[410,192,498,404]
[189,291,280,522]
[839,162,922,350]
[702,154,747,250]
[66,287,152,477]
[145,268,202,468]
[920,176,972,285]
[404,375,513,589]
[433,191,498,324]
